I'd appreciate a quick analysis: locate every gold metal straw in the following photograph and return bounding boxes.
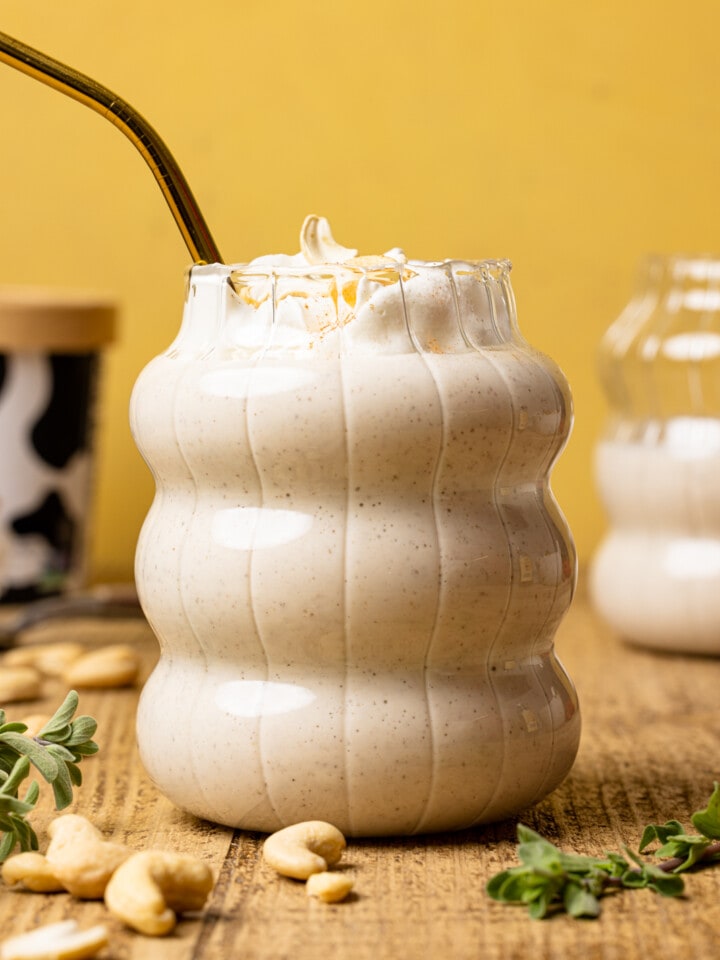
[0,30,223,265]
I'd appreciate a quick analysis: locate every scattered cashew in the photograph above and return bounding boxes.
[1,852,64,893]
[306,870,354,903]
[262,821,346,880]
[3,642,84,677]
[45,814,131,899]
[104,850,214,936]
[0,919,108,960]
[63,644,140,688]
[0,666,42,703]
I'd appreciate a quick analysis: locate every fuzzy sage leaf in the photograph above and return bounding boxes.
[0,690,99,860]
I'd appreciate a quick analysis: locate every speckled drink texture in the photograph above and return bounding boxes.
[130,259,579,836]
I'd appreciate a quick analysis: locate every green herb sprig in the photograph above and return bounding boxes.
[0,690,99,862]
[487,782,720,919]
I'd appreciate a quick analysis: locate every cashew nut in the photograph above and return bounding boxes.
[3,642,84,677]
[63,644,140,688]
[300,214,358,264]
[262,821,346,880]
[306,870,354,903]
[0,920,108,960]
[45,814,131,899]
[104,850,214,936]
[1,852,64,893]
[0,666,42,703]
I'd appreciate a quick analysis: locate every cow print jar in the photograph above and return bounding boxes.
[0,289,115,602]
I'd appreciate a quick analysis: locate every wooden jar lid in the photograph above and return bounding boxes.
[0,287,116,351]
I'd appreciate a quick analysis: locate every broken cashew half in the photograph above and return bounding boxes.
[306,870,354,903]
[104,850,214,936]
[2,816,128,899]
[0,920,108,960]
[262,821,346,880]
[45,814,131,899]
[1,852,64,893]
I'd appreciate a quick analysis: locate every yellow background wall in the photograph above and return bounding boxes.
[1,1,719,583]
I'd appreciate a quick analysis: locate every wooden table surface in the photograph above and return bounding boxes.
[1,584,719,960]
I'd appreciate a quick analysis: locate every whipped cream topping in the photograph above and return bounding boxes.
[222,217,510,355]
[241,216,407,272]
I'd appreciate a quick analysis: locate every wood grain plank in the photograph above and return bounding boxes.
[1,596,719,959]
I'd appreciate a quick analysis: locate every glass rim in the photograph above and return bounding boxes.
[190,258,513,283]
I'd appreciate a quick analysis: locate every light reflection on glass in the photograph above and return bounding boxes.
[211,507,313,550]
[662,331,720,362]
[215,680,316,717]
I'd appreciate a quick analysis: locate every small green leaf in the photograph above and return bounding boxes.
[50,760,74,810]
[655,835,710,871]
[647,872,685,897]
[605,851,630,877]
[70,741,99,757]
[563,881,601,918]
[22,780,39,805]
[620,870,648,888]
[526,878,563,919]
[0,830,16,862]
[639,820,686,852]
[39,690,80,736]
[0,756,31,795]
[638,859,685,896]
[45,743,77,764]
[691,782,720,840]
[65,716,98,746]
[66,762,82,787]
[0,794,36,817]
[516,824,547,844]
[0,756,15,776]
[10,813,38,852]
[38,725,72,744]
[0,733,59,782]
[487,868,528,903]
[518,841,561,871]
[622,847,685,896]
[0,722,30,735]
[558,851,611,874]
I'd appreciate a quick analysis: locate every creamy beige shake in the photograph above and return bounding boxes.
[591,418,720,653]
[131,218,579,835]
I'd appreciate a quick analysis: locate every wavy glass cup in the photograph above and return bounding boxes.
[591,255,720,653]
[130,258,579,836]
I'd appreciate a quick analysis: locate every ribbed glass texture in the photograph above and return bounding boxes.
[592,255,720,653]
[130,259,579,835]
